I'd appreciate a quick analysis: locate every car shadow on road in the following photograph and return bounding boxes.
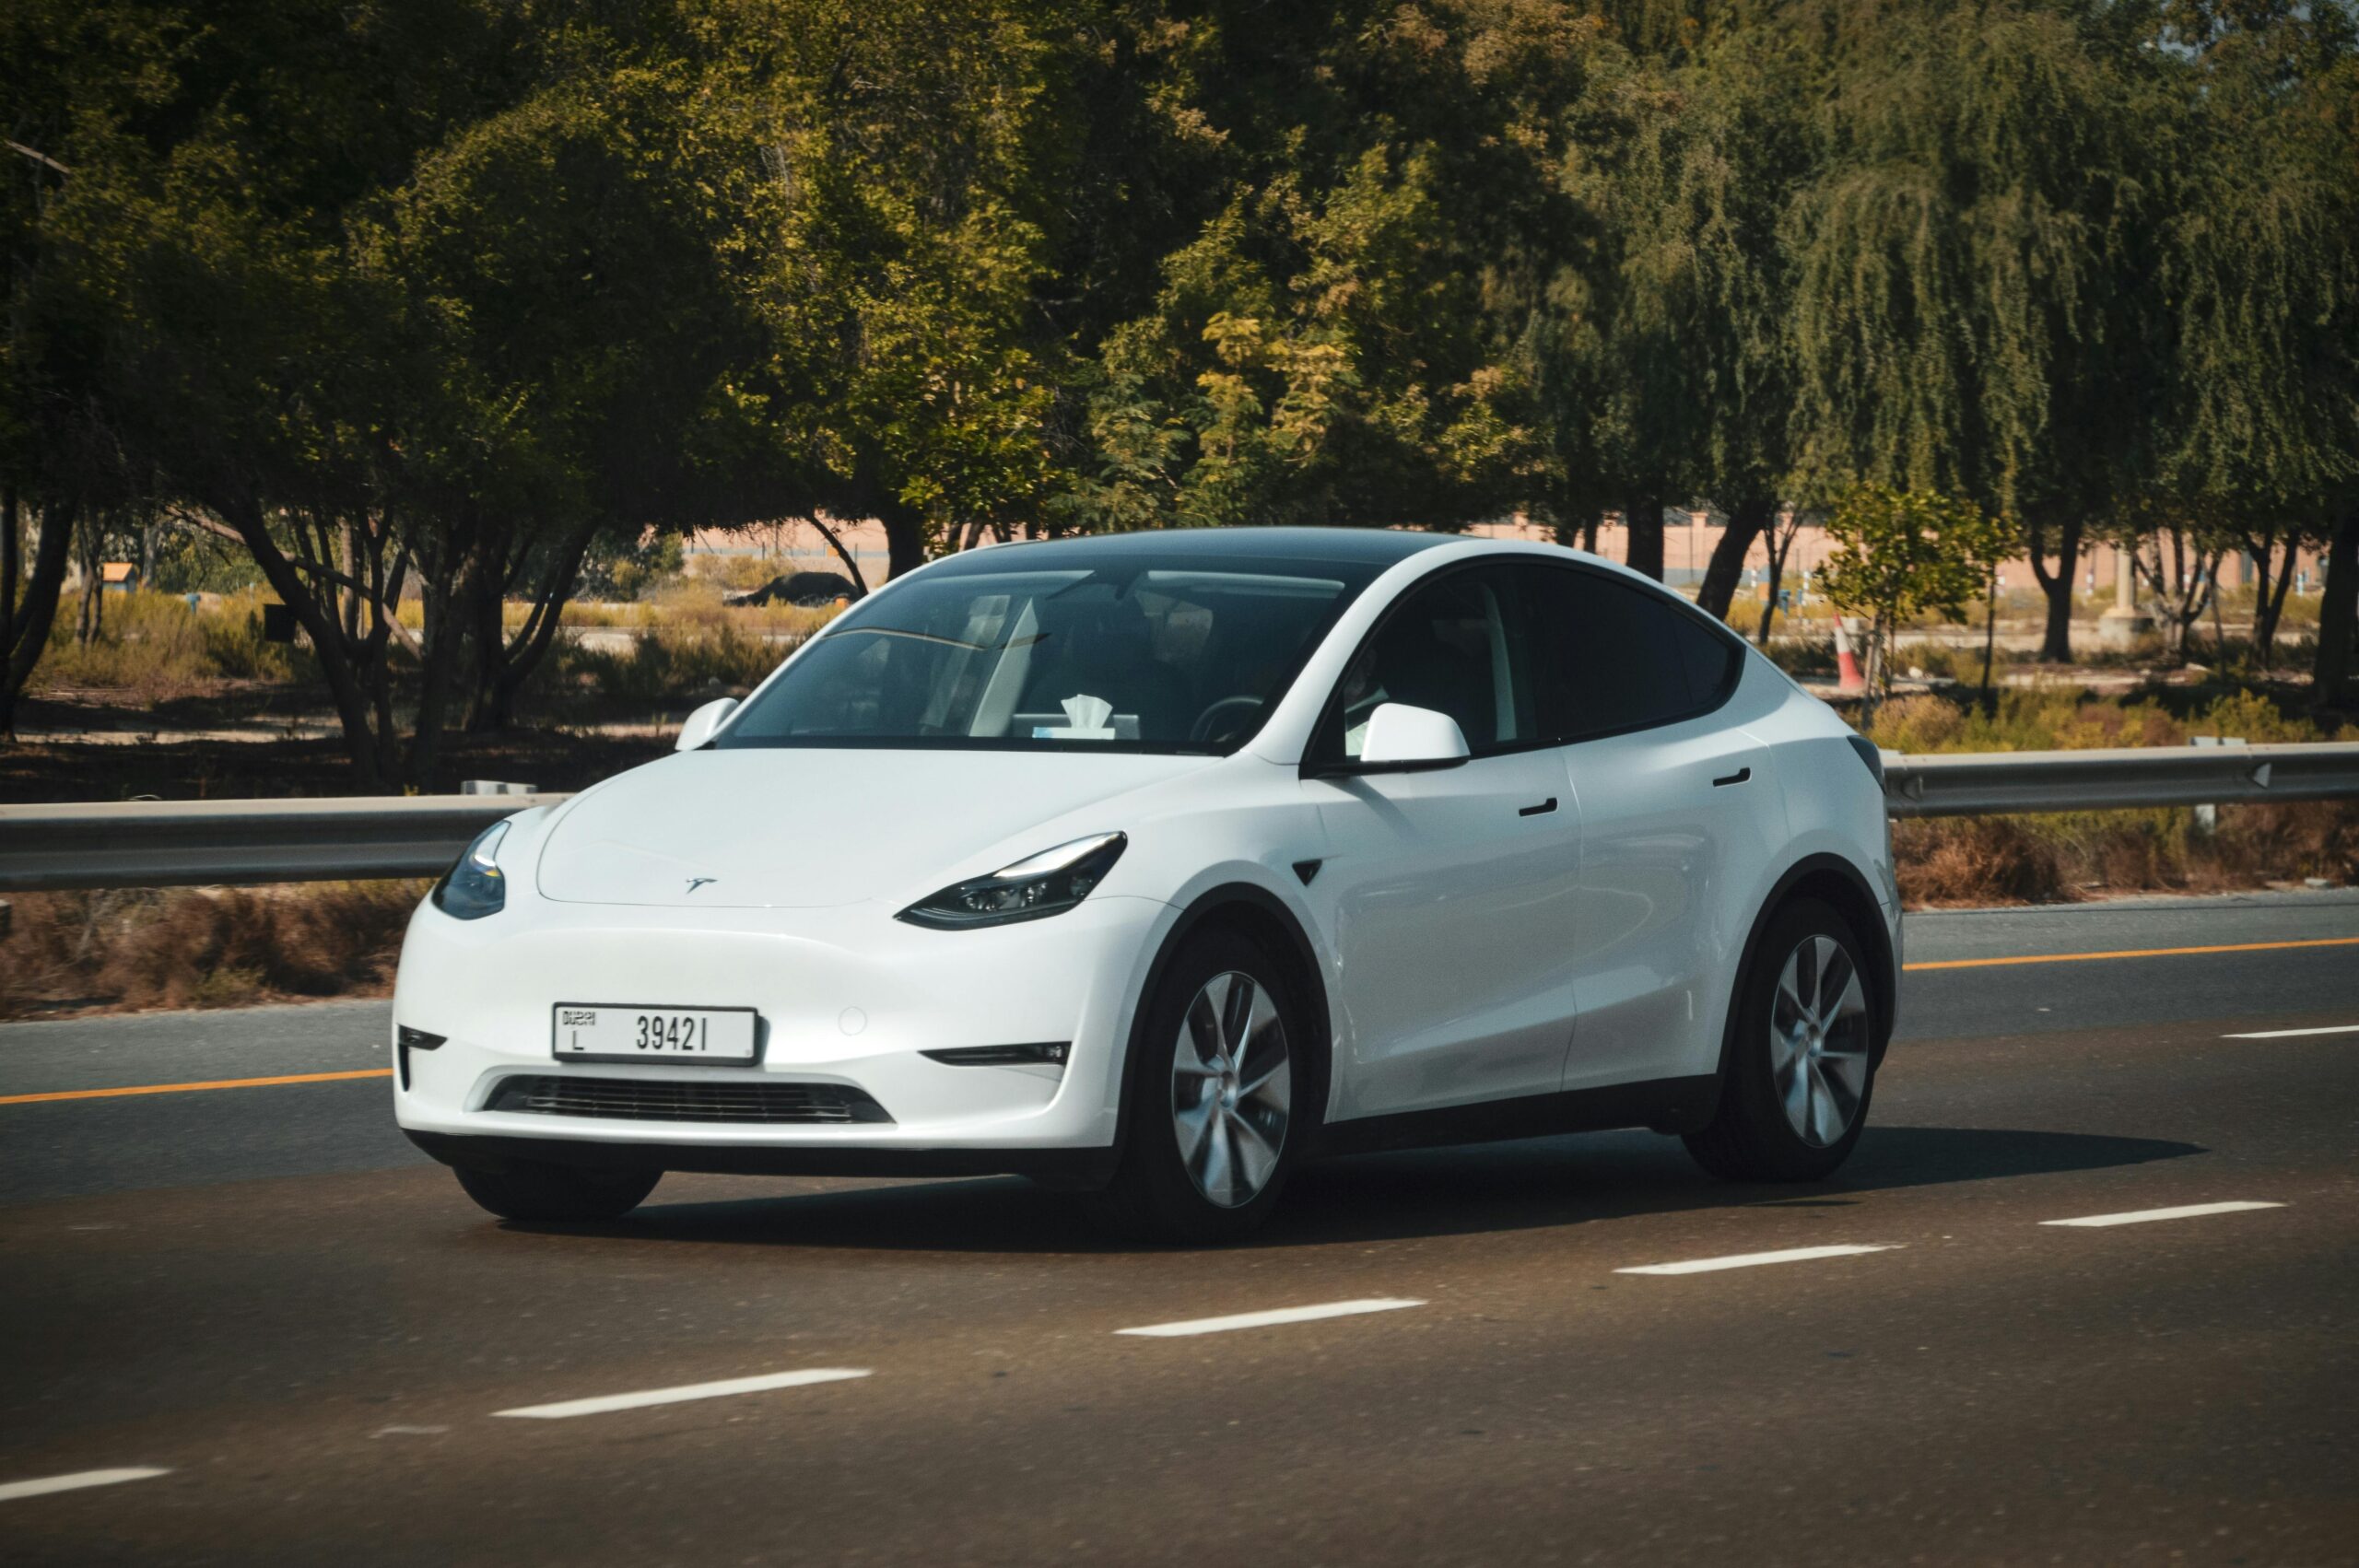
[516,1124,2206,1255]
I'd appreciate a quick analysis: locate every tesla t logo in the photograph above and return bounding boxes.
[684,876,718,895]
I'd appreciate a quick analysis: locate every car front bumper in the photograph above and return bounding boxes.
[390,891,1173,1175]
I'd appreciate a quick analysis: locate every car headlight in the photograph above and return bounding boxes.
[432,821,511,920]
[897,833,1127,930]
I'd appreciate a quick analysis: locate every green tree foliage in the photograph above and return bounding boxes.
[5,0,2356,782]
[1050,2,1599,537]
[2152,1,2359,678]
[1782,0,2169,661]
[1818,483,2011,709]
[715,0,1071,573]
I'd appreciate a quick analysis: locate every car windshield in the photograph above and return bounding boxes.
[715,555,1378,755]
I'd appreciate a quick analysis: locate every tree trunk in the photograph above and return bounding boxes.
[2242,528,2299,673]
[75,511,103,645]
[2314,507,2358,708]
[1696,497,1773,620]
[805,514,869,597]
[1,499,75,741]
[407,560,466,790]
[469,521,595,733]
[1979,564,1999,709]
[2025,512,2083,663]
[878,497,927,580]
[1755,517,1798,648]
[2,488,17,671]
[1623,494,1664,581]
[218,496,399,791]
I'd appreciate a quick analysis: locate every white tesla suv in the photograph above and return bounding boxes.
[393,528,1900,1241]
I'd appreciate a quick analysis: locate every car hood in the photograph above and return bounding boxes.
[534,747,1211,908]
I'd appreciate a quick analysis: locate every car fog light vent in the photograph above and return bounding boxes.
[395,1025,447,1091]
[921,1043,1070,1068]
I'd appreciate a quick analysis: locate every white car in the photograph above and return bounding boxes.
[393,528,1900,1241]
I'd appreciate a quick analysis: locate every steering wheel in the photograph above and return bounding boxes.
[1189,695,1265,744]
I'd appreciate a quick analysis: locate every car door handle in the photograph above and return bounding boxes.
[1712,767,1752,788]
[1517,796,1558,816]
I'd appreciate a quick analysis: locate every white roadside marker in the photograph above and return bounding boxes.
[493,1367,871,1420]
[2040,1200,2285,1229]
[0,1468,170,1504]
[2223,1024,2359,1039]
[1615,1244,1897,1277]
[1117,1298,1426,1338]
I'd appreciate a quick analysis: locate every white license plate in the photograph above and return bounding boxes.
[552,1005,759,1063]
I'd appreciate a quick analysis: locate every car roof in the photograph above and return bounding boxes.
[921,526,1464,577]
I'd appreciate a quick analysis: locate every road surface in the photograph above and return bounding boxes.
[2,891,2354,1565]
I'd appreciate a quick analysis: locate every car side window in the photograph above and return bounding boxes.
[1316,567,1539,762]
[1523,566,1742,742]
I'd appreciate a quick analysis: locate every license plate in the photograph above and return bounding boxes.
[552,1004,759,1063]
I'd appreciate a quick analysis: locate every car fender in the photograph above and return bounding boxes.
[1712,847,1901,1096]
[1105,866,1338,1164]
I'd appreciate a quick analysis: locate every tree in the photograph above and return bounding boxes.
[2150,1,2358,689]
[2122,496,2232,663]
[1536,9,1811,595]
[1784,0,2166,661]
[713,0,1074,577]
[1817,484,2010,720]
[0,0,163,738]
[1048,0,1593,540]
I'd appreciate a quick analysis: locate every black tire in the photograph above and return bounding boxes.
[1097,928,1316,1244]
[1685,896,1880,1182]
[454,1160,662,1223]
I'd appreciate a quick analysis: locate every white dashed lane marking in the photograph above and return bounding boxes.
[1116,1299,1426,1338]
[1615,1244,1898,1277]
[0,1468,170,1504]
[2040,1201,2285,1229]
[2222,1024,2359,1039]
[493,1367,872,1420]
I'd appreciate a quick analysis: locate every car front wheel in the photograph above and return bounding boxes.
[1098,929,1309,1243]
[1685,896,1879,1182]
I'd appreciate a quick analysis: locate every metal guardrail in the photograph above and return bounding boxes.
[0,743,2355,892]
[0,794,571,892]
[1881,742,2359,818]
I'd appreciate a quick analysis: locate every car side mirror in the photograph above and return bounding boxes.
[675,696,738,752]
[1356,703,1471,770]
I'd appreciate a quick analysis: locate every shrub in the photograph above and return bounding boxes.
[1895,817,2071,905]
[0,881,426,1019]
[198,590,300,681]
[32,588,298,693]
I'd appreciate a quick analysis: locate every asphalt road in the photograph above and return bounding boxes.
[2,891,2354,1565]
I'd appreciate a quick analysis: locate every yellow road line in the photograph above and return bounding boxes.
[0,1068,392,1106]
[1905,935,2359,972]
[6,932,2356,1103]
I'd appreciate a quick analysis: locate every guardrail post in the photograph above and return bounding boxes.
[2189,736,2245,837]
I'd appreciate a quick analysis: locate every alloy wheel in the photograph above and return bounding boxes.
[1171,970,1293,1208]
[1770,934,1871,1148]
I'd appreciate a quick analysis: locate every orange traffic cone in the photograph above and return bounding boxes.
[1835,616,1868,692]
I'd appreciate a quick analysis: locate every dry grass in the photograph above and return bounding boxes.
[33,590,299,696]
[0,881,425,1019]
[1895,801,2359,906]
[1876,686,2359,905]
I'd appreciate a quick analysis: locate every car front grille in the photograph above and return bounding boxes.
[486,1075,893,1126]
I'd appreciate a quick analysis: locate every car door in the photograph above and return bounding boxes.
[1300,565,1585,1121]
[1523,565,1781,1090]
